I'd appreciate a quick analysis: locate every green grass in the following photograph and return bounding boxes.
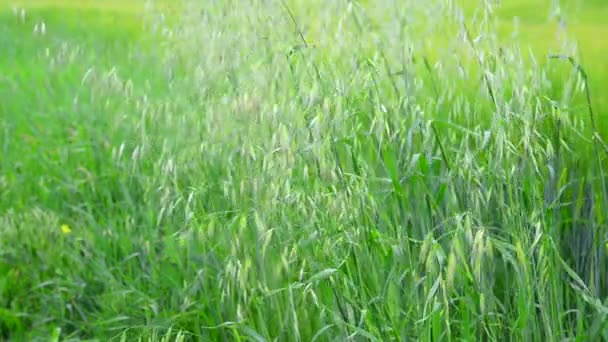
[2,0,608,340]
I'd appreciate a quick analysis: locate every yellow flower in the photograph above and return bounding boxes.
[61,224,72,234]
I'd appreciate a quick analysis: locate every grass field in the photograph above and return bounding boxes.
[2,0,608,340]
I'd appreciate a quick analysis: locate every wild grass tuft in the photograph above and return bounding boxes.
[1,0,608,340]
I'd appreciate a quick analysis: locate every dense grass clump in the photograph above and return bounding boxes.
[1,0,608,340]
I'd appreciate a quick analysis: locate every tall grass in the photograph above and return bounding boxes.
[1,0,608,340]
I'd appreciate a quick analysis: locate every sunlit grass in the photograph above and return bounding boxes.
[1,0,608,340]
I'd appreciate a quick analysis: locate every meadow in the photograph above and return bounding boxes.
[1,0,608,340]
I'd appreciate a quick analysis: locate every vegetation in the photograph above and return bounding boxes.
[1,0,608,340]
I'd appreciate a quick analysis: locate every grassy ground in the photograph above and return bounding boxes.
[2,0,608,340]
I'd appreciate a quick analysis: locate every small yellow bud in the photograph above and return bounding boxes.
[61,224,72,234]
